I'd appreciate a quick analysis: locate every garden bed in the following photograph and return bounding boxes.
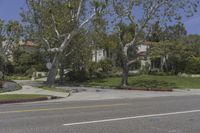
[116,86,173,92]
[0,80,22,93]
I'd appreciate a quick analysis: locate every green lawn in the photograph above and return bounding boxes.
[87,75,200,89]
[6,75,31,80]
[0,94,49,101]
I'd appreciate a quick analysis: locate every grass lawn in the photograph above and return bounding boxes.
[38,86,66,93]
[6,75,31,80]
[86,75,200,89]
[0,94,49,101]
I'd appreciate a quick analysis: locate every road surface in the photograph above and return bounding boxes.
[0,95,200,133]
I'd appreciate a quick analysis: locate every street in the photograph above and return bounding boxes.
[0,96,200,133]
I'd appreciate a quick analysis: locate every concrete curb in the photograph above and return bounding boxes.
[0,96,61,104]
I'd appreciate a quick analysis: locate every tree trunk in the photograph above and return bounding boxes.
[46,54,59,86]
[59,62,64,85]
[121,56,129,87]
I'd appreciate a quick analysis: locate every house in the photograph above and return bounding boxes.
[92,41,165,72]
[17,40,38,53]
[1,40,39,62]
[137,42,151,70]
[92,49,107,63]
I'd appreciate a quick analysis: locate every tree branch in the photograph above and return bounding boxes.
[42,38,51,49]
[127,59,137,66]
[76,0,83,21]
[51,14,60,39]
[65,50,73,57]
[124,0,167,51]
[79,11,96,28]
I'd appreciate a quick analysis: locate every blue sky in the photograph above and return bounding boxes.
[0,0,200,35]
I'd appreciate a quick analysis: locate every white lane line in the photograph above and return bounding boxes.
[63,109,200,126]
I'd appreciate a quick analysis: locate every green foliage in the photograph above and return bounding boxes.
[140,62,150,74]
[185,56,200,74]
[117,22,138,44]
[98,59,113,73]
[25,67,36,78]
[12,47,47,75]
[0,19,5,44]
[148,22,187,42]
[150,40,192,74]
[88,62,99,75]
[149,34,200,75]
[0,55,5,71]
[67,70,88,82]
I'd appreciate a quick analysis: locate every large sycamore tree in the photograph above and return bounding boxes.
[108,0,199,86]
[21,0,108,86]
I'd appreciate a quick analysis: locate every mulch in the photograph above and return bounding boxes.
[116,86,173,92]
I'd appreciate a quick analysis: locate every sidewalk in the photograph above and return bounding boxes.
[2,80,200,102]
[54,86,200,101]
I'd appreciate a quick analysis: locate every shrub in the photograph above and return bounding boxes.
[0,55,5,71]
[98,59,113,73]
[185,56,200,74]
[26,67,36,78]
[140,62,150,74]
[0,80,3,88]
[67,70,88,82]
[88,62,99,75]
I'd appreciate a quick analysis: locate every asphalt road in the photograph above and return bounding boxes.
[1,96,200,133]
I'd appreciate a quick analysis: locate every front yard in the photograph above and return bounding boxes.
[86,75,200,89]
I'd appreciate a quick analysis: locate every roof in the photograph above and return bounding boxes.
[18,40,38,47]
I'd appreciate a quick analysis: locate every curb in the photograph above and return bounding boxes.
[0,96,61,104]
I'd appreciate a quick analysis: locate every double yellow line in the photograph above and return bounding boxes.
[0,103,128,114]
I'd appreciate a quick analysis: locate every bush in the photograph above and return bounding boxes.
[185,56,200,74]
[67,70,88,82]
[0,55,5,71]
[98,59,113,73]
[26,67,36,78]
[0,81,22,93]
[0,80,3,88]
[88,62,99,75]
[4,62,14,75]
[140,62,150,74]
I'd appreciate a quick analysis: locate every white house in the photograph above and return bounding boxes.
[92,49,107,62]
[137,42,151,70]
[92,41,165,72]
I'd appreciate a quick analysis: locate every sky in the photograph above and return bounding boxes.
[0,0,200,35]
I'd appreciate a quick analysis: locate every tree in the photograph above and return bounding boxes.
[182,35,200,57]
[164,22,187,41]
[148,21,164,42]
[5,21,22,53]
[150,40,191,73]
[0,20,23,76]
[0,19,6,70]
[21,0,108,86]
[109,0,199,86]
